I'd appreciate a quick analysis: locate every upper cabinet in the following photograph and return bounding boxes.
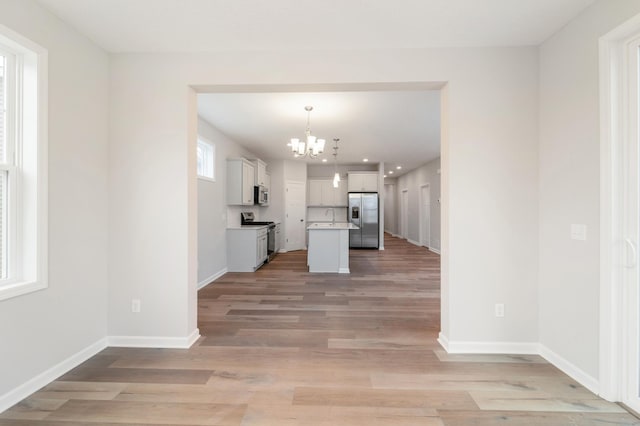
[227,158,255,205]
[264,172,271,193]
[252,159,268,187]
[347,172,379,192]
[308,179,348,207]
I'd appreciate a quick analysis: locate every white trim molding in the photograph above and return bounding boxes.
[0,338,108,413]
[407,239,421,247]
[438,336,600,395]
[437,332,450,352]
[429,247,441,255]
[441,340,538,355]
[108,329,201,349]
[539,344,599,395]
[0,24,48,302]
[197,268,227,290]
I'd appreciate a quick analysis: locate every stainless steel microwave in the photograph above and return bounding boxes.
[254,185,268,205]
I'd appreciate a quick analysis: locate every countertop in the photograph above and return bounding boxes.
[307,222,359,230]
[227,225,270,230]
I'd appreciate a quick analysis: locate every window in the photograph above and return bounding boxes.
[0,25,48,301]
[197,137,215,181]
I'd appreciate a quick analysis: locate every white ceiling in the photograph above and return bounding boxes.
[36,0,595,52]
[198,90,441,174]
[34,0,595,176]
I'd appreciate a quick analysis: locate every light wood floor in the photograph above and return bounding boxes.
[1,234,638,425]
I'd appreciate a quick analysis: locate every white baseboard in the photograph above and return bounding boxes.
[439,337,599,394]
[437,332,450,352]
[442,339,539,355]
[429,247,441,255]
[408,239,421,247]
[391,233,402,238]
[0,337,108,413]
[108,328,201,349]
[538,344,599,395]
[197,268,227,290]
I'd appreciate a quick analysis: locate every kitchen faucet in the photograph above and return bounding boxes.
[325,208,335,224]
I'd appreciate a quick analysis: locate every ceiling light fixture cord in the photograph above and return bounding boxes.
[333,138,340,188]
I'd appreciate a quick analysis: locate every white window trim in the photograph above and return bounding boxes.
[0,24,48,301]
[197,136,216,182]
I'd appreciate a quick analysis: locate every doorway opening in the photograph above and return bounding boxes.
[400,189,409,240]
[419,183,431,248]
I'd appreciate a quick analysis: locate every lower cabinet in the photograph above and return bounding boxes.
[227,227,268,272]
[274,223,282,253]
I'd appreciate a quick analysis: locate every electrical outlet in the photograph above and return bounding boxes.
[571,224,587,241]
[495,303,505,318]
[131,299,141,313]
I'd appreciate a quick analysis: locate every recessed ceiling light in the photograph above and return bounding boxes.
[384,174,387,178]
[389,171,394,174]
[322,158,327,162]
[363,158,369,162]
[396,166,402,170]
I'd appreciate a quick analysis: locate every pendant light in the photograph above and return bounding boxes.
[332,138,340,188]
[289,106,326,159]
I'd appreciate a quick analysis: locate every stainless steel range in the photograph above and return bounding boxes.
[241,212,277,262]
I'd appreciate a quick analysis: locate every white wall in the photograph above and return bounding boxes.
[538,0,640,383]
[197,117,255,287]
[396,158,441,250]
[384,181,398,234]
[0,0,109,402]
[107,46,539,347]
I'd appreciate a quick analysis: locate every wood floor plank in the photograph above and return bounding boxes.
[46,400,246,425]
[31,381,127,401]
[58,366,214,385]
[1,234,638,425]
[469,390,628,413]
[292,386,478,410]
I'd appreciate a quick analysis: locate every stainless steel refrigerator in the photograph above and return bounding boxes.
[348,193,379,248]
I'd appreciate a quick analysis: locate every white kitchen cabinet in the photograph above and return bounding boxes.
[308,179,347,206]
[252,159,268,186]
[347,172,379,192]
[335,180,348,206]
[227,158,255,205]
[226,227,268,272]
[274,222,282,252]
[265,172,271,198]
[308,180,326,206]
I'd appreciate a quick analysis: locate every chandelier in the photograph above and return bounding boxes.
[289,106,326,158]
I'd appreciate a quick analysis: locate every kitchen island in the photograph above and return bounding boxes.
[307,222,359,273]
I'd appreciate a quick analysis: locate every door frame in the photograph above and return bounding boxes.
[284,180,306,252]
[400,189,409,240]
[599,14,640,411]
[419,183,431,248]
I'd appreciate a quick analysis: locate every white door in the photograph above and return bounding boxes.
[601,24,640,411]
[419,184,430,248]
[285,181,306,251]
[623,36,640,414]
[400,189,409,240]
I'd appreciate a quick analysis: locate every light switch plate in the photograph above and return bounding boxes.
[571,224,587,241]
